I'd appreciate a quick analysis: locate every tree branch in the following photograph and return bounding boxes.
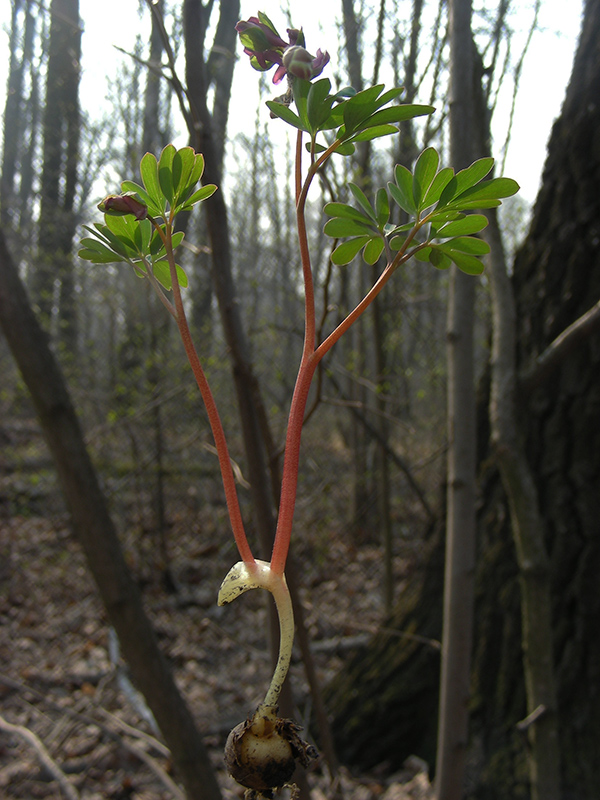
[520,298,600,394]
[0,713,80,800]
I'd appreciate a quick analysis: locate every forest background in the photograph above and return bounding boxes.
[1,1,599,800]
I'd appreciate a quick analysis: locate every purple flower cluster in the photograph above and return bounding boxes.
[236,14,329,84]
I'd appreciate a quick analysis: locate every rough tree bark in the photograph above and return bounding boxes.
[0,231,222,800]
[485,204,561,800]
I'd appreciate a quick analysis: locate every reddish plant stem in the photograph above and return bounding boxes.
[270,128,430,575]
[270,133,318,575]
[159,219,254,565]
[296,134,316,357]
[270,351,318,575]
[316,260,397,360]
[149,140,427,576]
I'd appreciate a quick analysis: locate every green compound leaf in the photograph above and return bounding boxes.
[152,260,189,291]
[372,86,405,108]
[434,214,488,237]
[342,84,387,135]
[387,221,415,235]
[324,202,373,224]
[437,157,495,208]
[348,124,399,144]
[104,212,139,243]
[361,103,434,130]
[414,244,457,271]
[389,164,416,215]
[413,147,439,209]
[158,144,176,205]
[79,238,126,264]
[292,78,312,132]
[100,219,138,258]
[363,236,385,265]
[324,217,373,237]
[149,227,165,256]
[139,152,163,211]
[440,246,485,275]
[331,236,371,265]
[149,229,185,258]
[414,246,433,262]
[188,152,206,189]
[375,188,390,227]
[340,85,409,137]
[439,236,490,256]
[429,247,452,270]
[331,141,356,156]
[448,177,520,209]
[421,167,455,209]
[172,146,196,201]
[307,78,335,132]
[132,218,153,254]
[177,183,217,213]
[348,183,377,222]
[389,234,408,251]
[266,100,306,131]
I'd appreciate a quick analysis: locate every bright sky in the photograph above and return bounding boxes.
[0,0,585,203]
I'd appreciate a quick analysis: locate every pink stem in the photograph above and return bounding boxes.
[270,132,318,575]
[160,220,254,565]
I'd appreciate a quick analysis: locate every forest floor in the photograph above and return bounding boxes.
[0,420,435,800]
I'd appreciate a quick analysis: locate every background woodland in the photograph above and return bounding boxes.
[1,1,599,800]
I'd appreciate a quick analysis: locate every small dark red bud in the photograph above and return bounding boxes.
[99,193,148,220]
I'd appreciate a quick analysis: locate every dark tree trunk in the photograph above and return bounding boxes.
[1,0,41,247]
[32,0,81,349]
[474,2,600,797]
[323,526,443,772]
[324,2,600,798]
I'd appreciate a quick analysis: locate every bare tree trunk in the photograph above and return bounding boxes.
[1,0,32,228]
[142,0,172,586]
[33,0,81,350]
[486,210,561,800]
[435,2,477,798]
[0,231,222,800]
[1,1,42,255]
[340,0,372,537]
[142,0,166,158]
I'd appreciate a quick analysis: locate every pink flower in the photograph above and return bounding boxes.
[236,13,329,85]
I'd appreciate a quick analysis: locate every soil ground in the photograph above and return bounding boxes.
[0,416,435,800]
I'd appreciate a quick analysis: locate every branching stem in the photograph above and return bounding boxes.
[270,137,426,576]
[151,218,254,565]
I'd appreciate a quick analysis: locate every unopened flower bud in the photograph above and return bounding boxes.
[282,46,316,81]
[282,45,330,81]
[99,193,148,220]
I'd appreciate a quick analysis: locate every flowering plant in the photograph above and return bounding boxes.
[80,12,518,797]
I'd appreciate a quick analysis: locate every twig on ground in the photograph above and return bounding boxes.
[96,707,170,757]
[0,672,183,798]
[0,712,80,800]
